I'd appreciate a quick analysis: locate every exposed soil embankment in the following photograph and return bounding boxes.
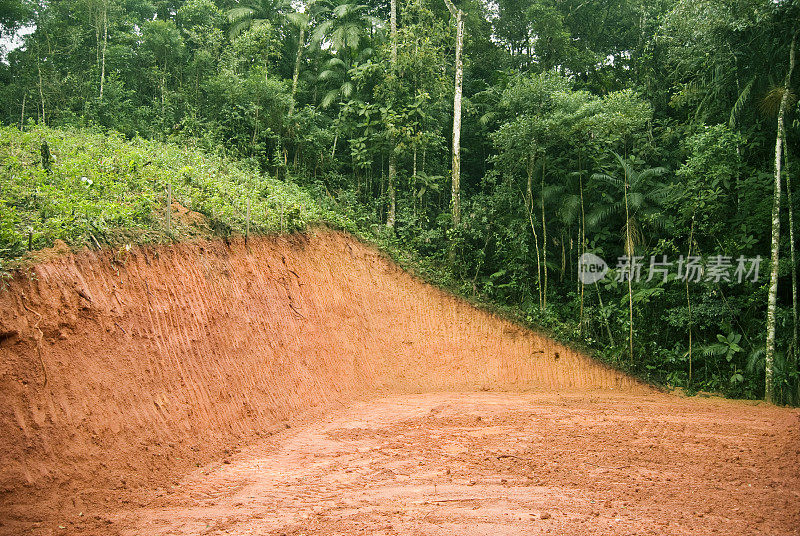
[0,230,643,527]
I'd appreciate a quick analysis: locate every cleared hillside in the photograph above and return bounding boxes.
[0,230,643,529]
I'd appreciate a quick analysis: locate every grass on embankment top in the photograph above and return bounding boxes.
[0,125,347,267]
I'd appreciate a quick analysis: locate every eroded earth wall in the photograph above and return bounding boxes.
[0,230,645,511]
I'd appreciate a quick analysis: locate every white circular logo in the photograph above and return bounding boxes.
[578,253,608,284]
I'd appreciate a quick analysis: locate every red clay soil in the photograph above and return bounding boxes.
[114,392,799,536]
[0,230,797,535]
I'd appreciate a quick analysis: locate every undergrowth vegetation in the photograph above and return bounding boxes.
[0,125,349,265]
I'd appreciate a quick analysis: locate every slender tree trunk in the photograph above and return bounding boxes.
[412,144,418,217]
[578,150,586,332]
[733,59,743,211]
[288,26,305,116]
[766,32,796,403]
[20,93,26,129]
[390,0,398,64]
[37,50,45,124]
[95,7,100,71]
[526,154,534,212]
[472,230,490,295]
[526,197,543,312]
[541,157,548,310]
[252,107,259,146]
[624,167,634,365]
[387,154,397,227]
[99,0,107,100]
[386,0,398,229]
[331,108,343,158]
[526,155,543,311]
[595,281,615,346]
[686,213,695,386]
[784,133,799,403]
[443,0,463,227]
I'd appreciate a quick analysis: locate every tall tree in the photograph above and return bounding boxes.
[442,0,463,228]
[765,31,796,404]
[386,0,398,228]
[592,154,667,365]
[287,11,310,115]
[784,135,798,404]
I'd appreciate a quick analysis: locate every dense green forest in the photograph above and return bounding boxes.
[0,0,798,403]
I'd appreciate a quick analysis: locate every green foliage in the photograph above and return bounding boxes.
[702,332,743,363]
[0,125,346,262]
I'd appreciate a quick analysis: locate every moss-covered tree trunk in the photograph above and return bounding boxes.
[766,32,796,403]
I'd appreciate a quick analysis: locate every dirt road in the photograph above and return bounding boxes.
[83,391,798,536]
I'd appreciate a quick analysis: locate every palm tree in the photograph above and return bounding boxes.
[314,57,355,157]
[316,57,354,108]
[228,0,308,111]
[226,0,293,39]
[590,153,668,365]
[310,2,381,59]
[310,2,379,157]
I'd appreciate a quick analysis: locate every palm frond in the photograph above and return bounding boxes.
[364,15,383,29]
[627,191,645,210]
[760,86,796,118]
[317,69,339,82]
[541,183,565,200]
[286,11,309,28]
[341,81,354,99]
[331,3,350,17]
[610,152,628,174]
[345,25,361,49]
[646,185,673,205]
[586,201,622,228]
[321,89,339,108]
[310,20,332,44]
[227,6,255,22]
[591,172,622,187]
[228,19,253,38]
[479,111,498,126]
[636,166,667,183]
[746,348,765,374]
[558,194,581,224]
[324,57,346,69]
[729,76,755,128]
